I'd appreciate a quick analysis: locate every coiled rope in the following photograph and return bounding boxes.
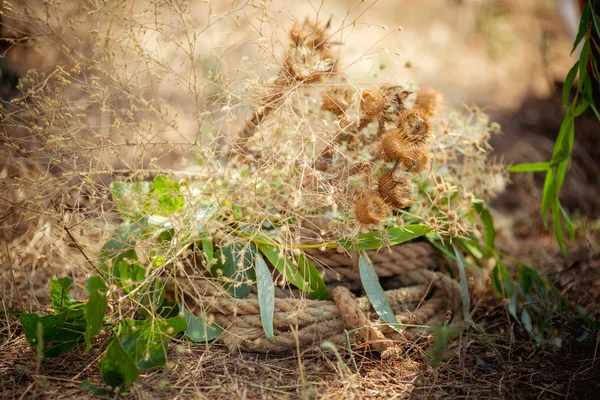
[176,242,464,354]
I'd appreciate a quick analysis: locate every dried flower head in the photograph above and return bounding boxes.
[396,108,432,145]
[354,191,389,225]
[321,87,354,115]
[359,87,388,120]
[377,170,414,209]
[289,18,329,50]
[415,88,443,116]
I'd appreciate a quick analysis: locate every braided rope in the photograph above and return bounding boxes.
[177,241,465,353]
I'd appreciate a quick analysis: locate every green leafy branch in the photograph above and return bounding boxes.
[509,1,600,253]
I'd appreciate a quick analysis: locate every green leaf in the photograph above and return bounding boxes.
[452,244,473,324]
[20,308,86,358]
[296,253,330,300]
[474,203,496,258]
[100,336,140,392]
[149,175,185,215]
[358,252,400,332]
[120,317,187,370]
[562,60,579,105]
[521,308,533,333]
[50,276,77,313]
[507,162,550,173]
[84,276,108,352]
[559,204,575,240]
[571,2,590,54]
[337,224,430,251]
[181,306,222,343]
[578,40,590,92]
[211,243,257,298]
[254,252,276,342]
[112,260,146,293]
[111,180,153,220]
[574,99,589,117]
[99,222,142,269]
[136,278,166,314]
[258,245,312,292]
[80,380,111,396]
[202,239,213,268]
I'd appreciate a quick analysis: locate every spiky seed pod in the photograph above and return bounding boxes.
[354,192,389,225]
[378,170,414,209]
[284,47,336,82]
[321,87,354,115]
[415,88,443,116]
[405,146,431,173]
[289,18,328,50]
[396,108,432,145]
[359,88,388,120]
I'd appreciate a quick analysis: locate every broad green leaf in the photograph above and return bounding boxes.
[211,243,257,298]
[254,252,276,342]
[358,252,400,332]
[80,380,111,396]
[20,308,86,358]
[149,175,185,215]
[120,317,187,370]
[112,260,146,293]
[84,276,108,352]
[296,253,330,300]
[181,306,222,343]
[258,245,312,292]
[158,302,222,342]
[507,162,550,173]
[50,276,77,312]
[452,244,473,324]
[100,336,139,391]
[337,224,430,251]
[111,181,153,220]
[136,278,165,314]
[99,222,143,269]
[562,60,579,105]
[474,203,496,258]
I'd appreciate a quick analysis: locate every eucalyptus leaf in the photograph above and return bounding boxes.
[338,224,430,251]
[211,243,257,298]
[296,253,330,300]
[255,252,276,342]
[358,252,400,332]
[258,245,312,292]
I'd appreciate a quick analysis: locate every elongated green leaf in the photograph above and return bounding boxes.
[358,252,400,332]
[571,2,590,54]
[254,252,275,342]
[84,276,108,352]
[337,224,430,251]
[50,276,77,313]
[120,317,187,371]
[258,245,312,292]
[20,308,86,358]
[562,60,579,105]
[100,336,139,392]
[474,203,496,258]
[296,253,330,300]
[202,239,213,268]
[574,99,589,116]
[452,245,473,324]
[578,40,590,92]
[211,243,257,298]
[507,162,550,173]
[521,308,533,333]
[559,204,575,240]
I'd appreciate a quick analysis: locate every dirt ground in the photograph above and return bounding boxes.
[1,0,600,399]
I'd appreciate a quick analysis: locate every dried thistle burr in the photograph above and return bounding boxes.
[378,170,414,209]
[321,87,354,115]
[289,18,329,50]
[359,87,388,121]
[354,191,389,225]
[396,108,432,145]
[415,88,443,116]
